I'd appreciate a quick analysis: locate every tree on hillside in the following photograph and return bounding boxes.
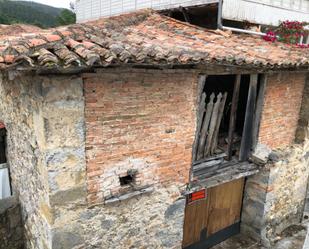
[56,9,76,26]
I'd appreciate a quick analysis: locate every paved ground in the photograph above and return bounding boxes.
[212,224,307,249]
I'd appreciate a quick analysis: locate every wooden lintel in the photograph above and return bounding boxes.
[227,75,241,160]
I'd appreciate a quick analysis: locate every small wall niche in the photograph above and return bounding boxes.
[119,175,134,186]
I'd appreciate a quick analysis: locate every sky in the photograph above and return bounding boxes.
[27,0,72,9]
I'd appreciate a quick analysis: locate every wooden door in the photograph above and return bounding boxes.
[182,178,245,249]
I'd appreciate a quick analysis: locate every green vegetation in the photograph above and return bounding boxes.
[0,0,76,28]
[57,9,76,26]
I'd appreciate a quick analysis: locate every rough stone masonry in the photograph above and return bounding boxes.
[0,196,24,249]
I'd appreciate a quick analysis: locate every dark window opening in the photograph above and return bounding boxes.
[161,3,267,32]
[161,3,219,29]
[201,75,250,159]
[193,74,263,164]
[192,74,265,183]
[0,127,7,164]
[119,175,134,186]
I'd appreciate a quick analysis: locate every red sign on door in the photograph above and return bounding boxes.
[187,189,206,204]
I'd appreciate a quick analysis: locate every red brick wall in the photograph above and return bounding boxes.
[84,69,199,204]
[258,73,305,149]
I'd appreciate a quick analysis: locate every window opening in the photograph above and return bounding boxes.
[0,124,12,199]
[193,74,263,168]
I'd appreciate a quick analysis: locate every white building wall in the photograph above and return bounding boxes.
[76,0,309,25]
[223,0,309,26]
[75,0,218,22]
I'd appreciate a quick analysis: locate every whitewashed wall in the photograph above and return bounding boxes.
[76,0,309,25]
[75,0,218,22]
[222,0,309,26]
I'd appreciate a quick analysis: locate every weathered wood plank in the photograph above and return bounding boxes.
[193,152,227,166]
[206,179,244,236]
[227,75,241,160]
[182,198,199,247]
[180,6,191,23]
[192,75,207,162]
[193,158,224,174]
[195,160,239,179]
[194,93,207,161]
[204,93,222,157]
[211,92,228,155]
[188,162,258,192]
[252,74,267,150]
[197,93,215,160]
[239,74,258,161]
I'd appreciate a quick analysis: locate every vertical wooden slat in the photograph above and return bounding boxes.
[182,198,209,248]
[197,93,214,160]
[252,74,267,150]
[211,92,228,155]
[204,93,222,157]
[227,75,241,160]
[239,74,258,161]
[195,93,207,161]
[182,200,198,247]
[192,75,207,162]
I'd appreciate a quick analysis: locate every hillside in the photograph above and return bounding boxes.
[0,0,74,28]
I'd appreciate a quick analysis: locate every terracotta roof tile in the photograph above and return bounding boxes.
[0,9,308,71]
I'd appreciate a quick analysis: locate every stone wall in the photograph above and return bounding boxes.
[259,72,305,149]
[38,75,86,249]
[241,137,309,247]
[52,185,185,249]
[0,68,199,249]
[0,72,51,249]
[0,72,86,249]
[1,68,306,249]
[0,196,24,249]
[60,68,199,248]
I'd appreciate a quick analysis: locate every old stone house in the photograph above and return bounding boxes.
[0,9,308,249]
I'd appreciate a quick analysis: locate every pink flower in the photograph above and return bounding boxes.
[263,31,277,42]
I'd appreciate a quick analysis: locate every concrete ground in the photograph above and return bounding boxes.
[212,224,308,249]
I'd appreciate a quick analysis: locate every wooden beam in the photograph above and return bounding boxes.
[239,74,258,161]
[227,75,241,160]
[252,74,267,150]
[180,6,191,23]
